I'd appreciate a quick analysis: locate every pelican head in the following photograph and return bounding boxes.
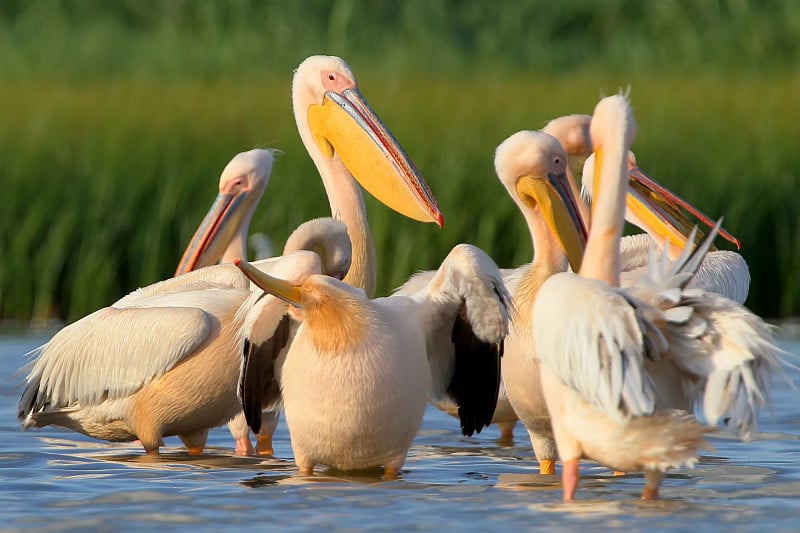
[543,114,593,181]
[175,149,276,274]
[495,130,587,271]
[293,55,443,227]
[282,217,352,281]
[236,258,371,353]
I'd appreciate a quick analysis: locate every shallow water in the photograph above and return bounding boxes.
[2,329,799,531]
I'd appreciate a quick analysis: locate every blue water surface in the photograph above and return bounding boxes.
[2,328,799,532]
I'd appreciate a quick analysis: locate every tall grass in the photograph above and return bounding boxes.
[1,1,798,323]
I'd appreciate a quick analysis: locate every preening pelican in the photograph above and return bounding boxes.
[532,94,785,501]
[236,243,511,476]
[293,55,442,298]
[17,219,351,456]
[581,152,750,303]
[174,148,275,456]
[544,113,750,303]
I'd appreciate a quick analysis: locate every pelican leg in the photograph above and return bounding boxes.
[539,459,556,476]
[134,425,163,455]
[641,470,665,500]
[496,420,517,444]
[226,411,255,455]
[529,432,558,475]
[256,410,280,456]
[294,447,315,475]
[384,453,406,480]
[179,428,209,455]
[562,458,580,502]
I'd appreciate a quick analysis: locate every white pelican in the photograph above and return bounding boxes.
[175,149,275,275]
[395,125,590,445]
[17,219,351,456]
[292,55,443,298]
[532,94,785,501]
[544,113,750,303]
[174,148,275,456]
[582,153,750,303]
[489,130,587,474]
[235,243,511,476]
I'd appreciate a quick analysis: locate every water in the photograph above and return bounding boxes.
[2,330,799,532]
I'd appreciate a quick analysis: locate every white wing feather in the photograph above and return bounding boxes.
[619,234,750,303]
[21,287,246,412]
[533,272,658,421]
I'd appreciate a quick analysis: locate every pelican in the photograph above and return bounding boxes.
[395,121,590,444]
[292,54,442,298]
[543,113,749,303]
[17,219,351,456]
[485,130,587,474]
[235,243,511,476]
[174,148,275,456]
[532,94,785,501]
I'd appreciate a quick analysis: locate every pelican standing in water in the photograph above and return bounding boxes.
[487,130,588,475]
[17,217,352,455]
[174,148,276,455]
[532,94,785,501]
[236,242,511,477]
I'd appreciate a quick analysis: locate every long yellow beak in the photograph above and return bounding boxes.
[627,165,741,259]
[516,172,587,272]
[175,189,252,275]
[235,259,303,306]
[307,88,444,227]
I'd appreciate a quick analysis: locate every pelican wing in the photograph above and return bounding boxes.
[621,221,784,436]
[115,262,251,307]
[17,292,230,419]
[238,293,294,433]
[618,234,750,304]
[406,244,512,436]
[533,272,660,421]
[235,251,327,432]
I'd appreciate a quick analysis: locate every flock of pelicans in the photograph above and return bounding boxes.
[16,55,790,502]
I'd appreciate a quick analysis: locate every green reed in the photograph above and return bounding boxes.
[2,72,798,323]
[1,1,799,322]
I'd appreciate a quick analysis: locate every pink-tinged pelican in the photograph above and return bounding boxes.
[235,243,511,477]
[532,94,785,501]
[17,219,351,456]
[292,55,442,298]
[545,113,750,303]
[174,148,275,456]
[489,130,587,474]
[175,149,275,275]
[395,127,590,445]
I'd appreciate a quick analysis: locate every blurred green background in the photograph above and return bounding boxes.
[1,0,798,324]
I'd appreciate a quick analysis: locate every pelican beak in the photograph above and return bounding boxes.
[235,259,303,307]
[516,172,587,272]
[307,87,444,227]
[175,187,254,275]
[626,164,741,259]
